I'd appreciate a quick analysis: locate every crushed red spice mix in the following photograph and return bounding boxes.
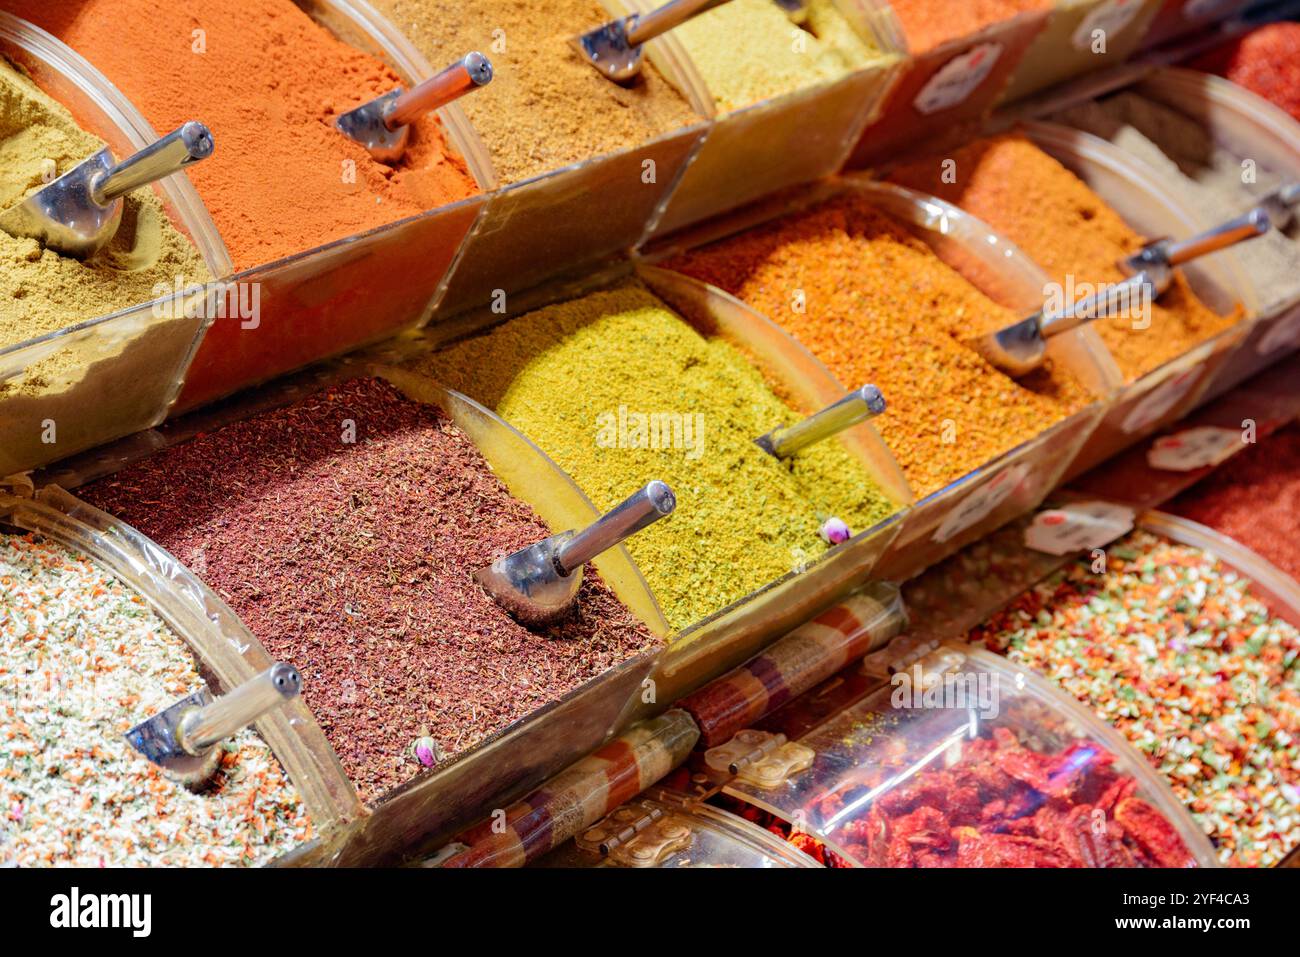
[80,377,659,805]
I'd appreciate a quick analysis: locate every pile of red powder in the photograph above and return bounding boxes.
[1167,421,1300,584]
[1192,22,1300,124]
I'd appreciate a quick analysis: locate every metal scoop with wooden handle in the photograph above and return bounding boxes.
[0,121,213,259]
[475,481,676,628]
[1255,181,1299,230]
[975,208,1272,377]
[573,0,735,83]
[755,385,886,459]
[125,663,301,789]
[970,270,1168,377]
[336,52,493,163]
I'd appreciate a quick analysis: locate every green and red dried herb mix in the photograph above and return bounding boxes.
[664,191,1093,498]
[0,533,310,866]
[81,377,659,805]
[971,531,1300,867]
[888,133,1244,383]
[409,283,898,632]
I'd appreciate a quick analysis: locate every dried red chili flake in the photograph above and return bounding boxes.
[1192,23,1300,123]
[1167,422,1300,584]
[802,727,1194,868]
[81,377,659,805]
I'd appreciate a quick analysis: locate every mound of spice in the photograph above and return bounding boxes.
[1056,91,1300,317]
[0,56,211,393]
[81,377,658,805]
[889,133,1243,383]
[1192,23,1300,124]
[663,191,1093,498]
[409,283,898,632]
[670,0,889,113]
[0,532,310,866]
[367,0,700,184]
[888,0,1049,55]
[970,530,1300,867]
[7,0,479,271]
[1168,423,1300,584]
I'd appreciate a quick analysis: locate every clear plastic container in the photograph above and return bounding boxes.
[645,177,1115,583]
[719,645,1219,867]
[0,12,232,475]
[0,484,359,862]
[849,6,1051,167]
[533,787,823,867]
[33,365,669,866]
[1128,68,1300,399]
[999,0,1165,105]
[622,0,904,241]
[1138,0,1252,49]
[1022,122,1257,483]
[171,0,493,411]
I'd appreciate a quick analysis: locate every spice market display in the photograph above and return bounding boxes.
[0,0,1299,877]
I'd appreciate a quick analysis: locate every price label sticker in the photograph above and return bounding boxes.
[1256,307,1300,356]
[1072,0,1144,51]
[933,463,1028,544]
[1147,426,1243,471]
[1121,368,1201,434]
[914,43,1003,116]
[1024,501,1136,556]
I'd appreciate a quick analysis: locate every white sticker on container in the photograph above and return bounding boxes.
[1072,0,1145,51]
[932,463,1029,544]
[1256,307,1300,356]
[1121,369,1201,435]
[913,43,1004,116]
[1024,501,1136,556]
[1147,426,1243,472]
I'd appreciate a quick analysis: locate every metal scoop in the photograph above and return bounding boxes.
[755,385,886,459]
[475,481,676,628]
[974,208,1272,377]
[1120,207,1271,276]
[1255,181,1300,230]
[970,270,1168,377]
[0,121,214,259]
[573,0,735,83]
[336,52,493,163]
[125,663,301,789]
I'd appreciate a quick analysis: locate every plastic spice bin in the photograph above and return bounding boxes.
[1128,68,1300,399]
[0,13,232,477]
[849,5,1051,167]
[719,645,1219,867]
[1022,122,1257,483]
[171,0,491,411]
[372,0,711,321]
[40,365,669,866]
[0,484,359,862]
[621,0,904,242]
[532,787,823,867]
[645,177,1115,583]
[998,0,1165,105]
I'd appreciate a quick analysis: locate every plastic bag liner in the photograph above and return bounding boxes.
[0,485,362,850]
[679,581,907,748]
[442,709,700,868]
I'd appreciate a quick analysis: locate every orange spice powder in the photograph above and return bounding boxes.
[8,0,479,271]
[887,133,1243,383]
[664,191,1093,498]
[888,0,1050,56]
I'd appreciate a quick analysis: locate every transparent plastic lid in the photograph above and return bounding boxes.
[533,788,822,867]
[722,645,1218,867]
[0,11,231,278]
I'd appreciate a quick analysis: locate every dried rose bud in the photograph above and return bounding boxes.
[413,736,441,768]
[820,517,851,545]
